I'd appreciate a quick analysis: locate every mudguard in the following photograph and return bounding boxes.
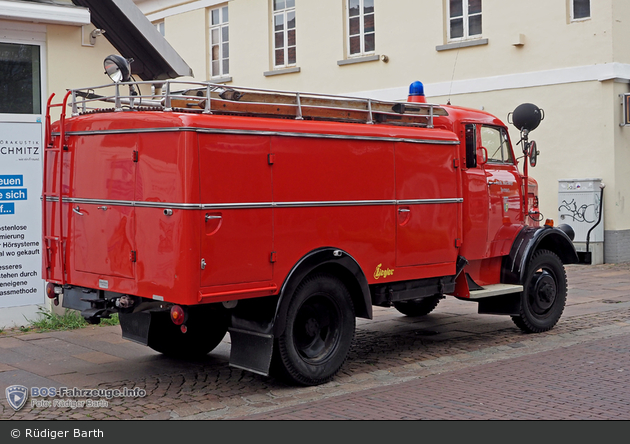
[229,247,371,376]
[273,248,372,337]
[502,225,579,285]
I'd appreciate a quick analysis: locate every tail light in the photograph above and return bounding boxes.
[170,305,185,325]
[45,283,57,299]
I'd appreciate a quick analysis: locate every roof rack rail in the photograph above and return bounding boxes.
[68,81,448,128]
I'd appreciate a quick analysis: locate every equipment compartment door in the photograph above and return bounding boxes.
[73,204,135,278]
[395,142,460,267]
[72,135,137,278]
[199,134,273,286]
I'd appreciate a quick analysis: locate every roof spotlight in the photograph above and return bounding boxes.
[104,54,132,83]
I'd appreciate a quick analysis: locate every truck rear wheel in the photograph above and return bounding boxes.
[393,295,442,317]
[148,307,229,358]
[511,249,567,333]
[274,273,355,386]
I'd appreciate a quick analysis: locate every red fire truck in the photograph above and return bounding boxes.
[43,56,577,386]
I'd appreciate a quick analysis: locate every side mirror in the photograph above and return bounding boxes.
[104,54,131,83]
[477,146,488,165]
[528,140,539,167]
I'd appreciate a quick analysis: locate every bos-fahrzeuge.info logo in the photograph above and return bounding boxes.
[5,385,147,412]
[6,385,28,411]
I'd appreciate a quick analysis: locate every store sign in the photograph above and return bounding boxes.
[0,122,43,308]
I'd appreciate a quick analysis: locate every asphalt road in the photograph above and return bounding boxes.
[1,262,629,420]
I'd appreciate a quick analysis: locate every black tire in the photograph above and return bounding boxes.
[511,249,567,333]
[393,295,442,317]
[274,273,355,386]
[148,306,229,358]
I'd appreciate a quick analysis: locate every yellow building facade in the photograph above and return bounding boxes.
[135,0,630,264]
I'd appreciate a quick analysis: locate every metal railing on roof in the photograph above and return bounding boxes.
[68,80,448,128]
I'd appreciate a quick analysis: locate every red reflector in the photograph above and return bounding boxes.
[46,283,56,299]
[170,305,185,325]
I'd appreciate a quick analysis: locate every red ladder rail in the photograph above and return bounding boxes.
[42,91,72,285]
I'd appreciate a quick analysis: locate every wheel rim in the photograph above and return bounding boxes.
[527,268,557,316]
[293,294,341,363]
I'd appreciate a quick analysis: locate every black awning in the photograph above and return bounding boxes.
[72,0,193,80]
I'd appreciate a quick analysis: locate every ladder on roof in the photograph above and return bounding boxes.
[171,86,449,127]
[69,81,449,128]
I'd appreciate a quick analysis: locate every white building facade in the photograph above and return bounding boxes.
[134,0,630,264]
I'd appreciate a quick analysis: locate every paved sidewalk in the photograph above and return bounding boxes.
[0,262,629,420]
[237,333,630,420]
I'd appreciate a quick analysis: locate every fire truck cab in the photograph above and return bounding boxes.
[43,57,577,386]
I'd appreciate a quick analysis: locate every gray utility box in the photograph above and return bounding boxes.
[558,178,604,265]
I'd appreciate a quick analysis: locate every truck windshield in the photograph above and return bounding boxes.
[481,125,513,164]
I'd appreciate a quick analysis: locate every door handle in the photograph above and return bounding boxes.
[398,208,411,213]
[73,206,84,216]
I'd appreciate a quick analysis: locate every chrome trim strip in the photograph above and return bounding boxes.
[398,198,463,205]
[53,127,460,146]
[47,197,463,210]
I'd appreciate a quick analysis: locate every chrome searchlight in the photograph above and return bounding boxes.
[104,54,132,83]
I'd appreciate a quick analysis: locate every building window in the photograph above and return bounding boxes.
[347,0,374,56]
[210,5,229,78]
[571,0,590,20]
[0,43,41,115]
[448,0,482,41]
[154,20,165,36]
[273,0,296,67]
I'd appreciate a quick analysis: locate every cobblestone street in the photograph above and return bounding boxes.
[1,263,629,420]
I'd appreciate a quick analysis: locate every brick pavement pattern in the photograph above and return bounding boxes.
[238,335,630,420]
[0,263,629,420]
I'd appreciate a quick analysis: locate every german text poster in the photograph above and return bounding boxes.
[0,122,43,308]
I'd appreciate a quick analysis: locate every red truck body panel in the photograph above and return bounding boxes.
[47,108,499,306]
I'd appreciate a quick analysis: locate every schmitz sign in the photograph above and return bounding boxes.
[0,122,43,308]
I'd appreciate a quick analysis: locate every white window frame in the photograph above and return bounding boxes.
[570,0,590,21]
[154,20,165,36]
[272,0,297,68]
[346,0,375,58]
[209,5,229,79]
[447,0,483,42]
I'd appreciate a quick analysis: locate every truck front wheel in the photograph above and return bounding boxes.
[274,274,355,386]
[511,249,567,333]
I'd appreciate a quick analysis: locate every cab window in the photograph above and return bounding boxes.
[481,126,513,164]
[465,124,477,168]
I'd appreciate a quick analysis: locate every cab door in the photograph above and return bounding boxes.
[459,123,489,261]
[480,125,523,254]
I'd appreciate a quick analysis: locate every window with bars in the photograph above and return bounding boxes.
[209,5,229,78]
[347,0,375,57]
[448,0,482,41]
[273,0,296,68]
[571,0,590,20]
